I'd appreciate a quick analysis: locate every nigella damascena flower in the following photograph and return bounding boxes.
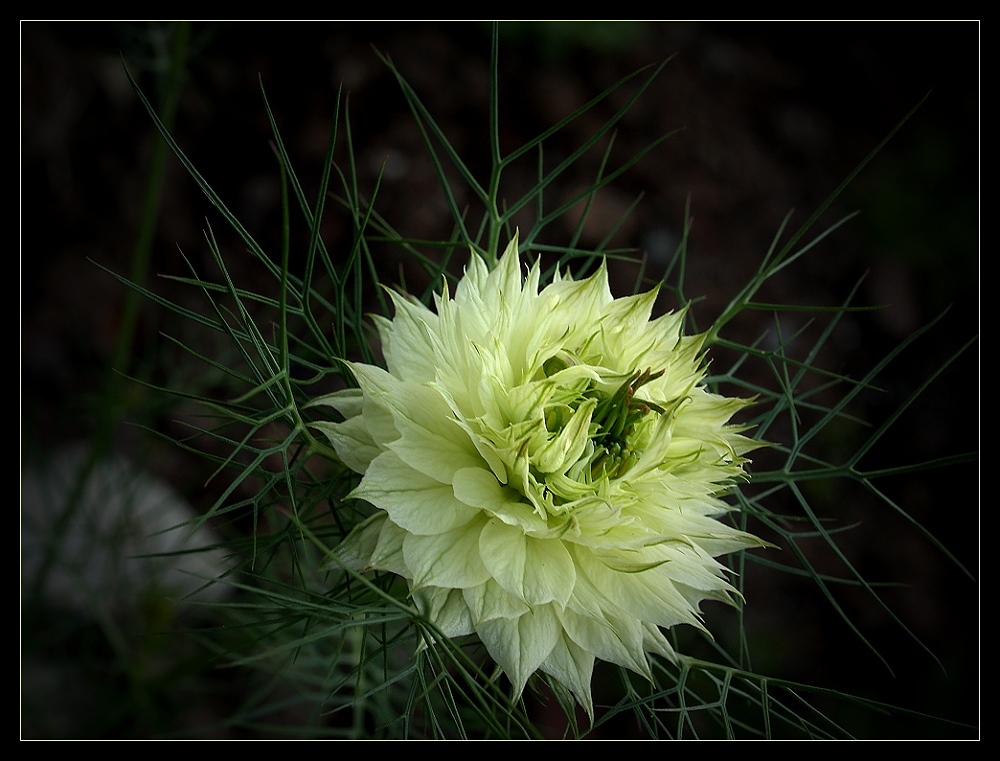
[312,234,767,716]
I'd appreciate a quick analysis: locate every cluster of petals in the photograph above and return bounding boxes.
[313,235,765,716]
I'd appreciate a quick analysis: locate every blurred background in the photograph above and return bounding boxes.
[21,21,979,738]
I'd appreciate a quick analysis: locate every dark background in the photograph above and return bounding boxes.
[21,21,979,739]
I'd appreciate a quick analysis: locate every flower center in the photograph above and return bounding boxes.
[584,368,666,479]
[590,368,666,451]
[511,359,667,513]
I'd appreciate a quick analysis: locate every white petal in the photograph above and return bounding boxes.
[369,517,408,577]
[380,293,439,382]
[403,517,491,590]
[477,605,561,698]
[452,467,547,534]
[382,381,485,483]
[312,417,380,474]
[541,631,596,720]
[352,451,479,535]
[556,605,650,679]
[327,512,385,571]
[575,547,703,630]
[413,587,474,639]
[463,580,530,625]
[479,518,576,606]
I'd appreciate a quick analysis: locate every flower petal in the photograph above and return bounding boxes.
[413,586,474,639]
[479,518,576,607]
[352,451,479,535]
[463,579,530,625]
[541,631,596,719]
[452,466,548,534]
[403,517,491,590]
[477,605,561,698]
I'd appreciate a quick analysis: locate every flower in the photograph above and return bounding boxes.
[312,234,767,716]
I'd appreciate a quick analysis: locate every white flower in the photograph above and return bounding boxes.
[312,234,767,716]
